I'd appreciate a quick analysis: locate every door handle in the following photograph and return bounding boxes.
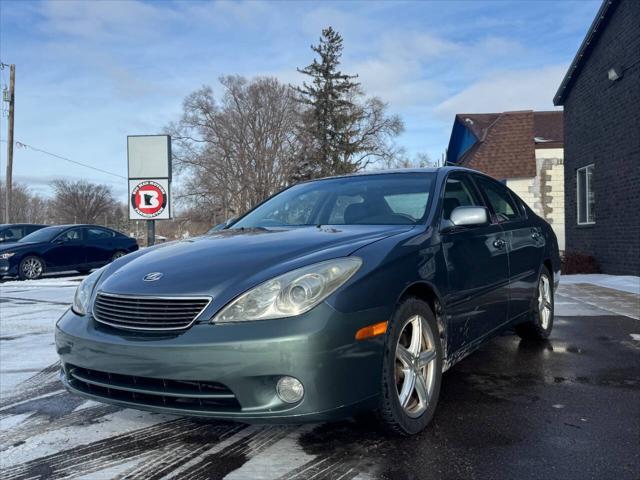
[493,239,506,250]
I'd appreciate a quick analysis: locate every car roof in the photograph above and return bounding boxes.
[0,223,47,228]
[303,166,481,183]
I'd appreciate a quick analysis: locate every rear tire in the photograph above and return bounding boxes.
[376,297,443,436]
[19,255,44,280]
[515,266,554,340]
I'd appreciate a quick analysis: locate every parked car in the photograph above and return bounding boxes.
[0,224,139,280]
[56,167,560,435]
[0,223,47,243]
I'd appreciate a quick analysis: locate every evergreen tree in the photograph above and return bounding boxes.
[295,27,362,179]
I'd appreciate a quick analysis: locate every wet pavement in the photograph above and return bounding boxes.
[1,280,639,479]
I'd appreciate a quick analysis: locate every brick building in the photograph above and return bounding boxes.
[554,0,640,275]
[445,110,565,250]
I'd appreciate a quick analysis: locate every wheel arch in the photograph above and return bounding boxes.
[396,281,449,369]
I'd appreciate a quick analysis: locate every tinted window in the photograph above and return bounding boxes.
[233,173,435,228]
[442,174,481,220]
[474,176,520,222]
[87,228,115,240]
[19,226,66,243]
[0,227,23,241]
[57,228,82,242]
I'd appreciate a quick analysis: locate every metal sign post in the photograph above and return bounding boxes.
[127,135,171,247]
[147,220,156,247]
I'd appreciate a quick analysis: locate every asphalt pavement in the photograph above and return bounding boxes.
[0,280,638,479]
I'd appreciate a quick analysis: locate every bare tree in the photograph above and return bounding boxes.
[383,150,436,170]
[50,179,117,224]
[0,182,49,224]
[168,76,302,220]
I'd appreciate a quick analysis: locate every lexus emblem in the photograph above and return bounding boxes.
[143,272,164,282]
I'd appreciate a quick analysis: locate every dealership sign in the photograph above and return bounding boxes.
[127,135,171,221]
[129,179,170,219]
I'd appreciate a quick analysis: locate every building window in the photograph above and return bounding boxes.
[577,164,595,225]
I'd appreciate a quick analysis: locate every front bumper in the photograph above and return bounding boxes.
[0,258,17,276]
[55,303,389,423]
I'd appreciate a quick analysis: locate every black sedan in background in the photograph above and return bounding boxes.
[0,223,47,243]
[0,224,138,280]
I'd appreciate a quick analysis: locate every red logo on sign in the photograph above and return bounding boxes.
[131,181,167,218]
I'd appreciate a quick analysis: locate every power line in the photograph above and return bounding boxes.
[0,139,127,180]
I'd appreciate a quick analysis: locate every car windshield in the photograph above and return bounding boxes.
[19,226,66,243]
[232,173,435,228]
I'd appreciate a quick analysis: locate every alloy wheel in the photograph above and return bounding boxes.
[538,274,552,329]
[395,314,437,418]
[112,251,126,261]
[22,258,43,280]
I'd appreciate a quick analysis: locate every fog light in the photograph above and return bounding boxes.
[276,376,304,403]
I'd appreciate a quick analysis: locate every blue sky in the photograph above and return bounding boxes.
[1,0,600,199]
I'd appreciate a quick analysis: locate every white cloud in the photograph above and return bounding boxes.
[434,64,566,119]
[40,0,170,40]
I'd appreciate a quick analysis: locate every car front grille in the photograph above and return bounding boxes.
[92,292,211,331]
[65,364,241,412]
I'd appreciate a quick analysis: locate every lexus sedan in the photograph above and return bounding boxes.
[0,223,47,243]
[0,224,138,280]
[56,168,560,435]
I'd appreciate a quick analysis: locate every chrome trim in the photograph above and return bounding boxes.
[92,291,213,331]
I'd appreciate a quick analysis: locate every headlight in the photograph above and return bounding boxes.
[213,257,362,323]
[72,268,105,316]
[0,252,15,260]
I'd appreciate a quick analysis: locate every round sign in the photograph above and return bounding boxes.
[131,180,167,218]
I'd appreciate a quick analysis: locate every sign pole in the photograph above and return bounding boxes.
[147,220,155,247]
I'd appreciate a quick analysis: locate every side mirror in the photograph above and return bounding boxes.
[441,206,489,233]
[450,206,489,227]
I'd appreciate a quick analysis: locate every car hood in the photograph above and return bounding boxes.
[97,225,412,307]
[0,241,44,252]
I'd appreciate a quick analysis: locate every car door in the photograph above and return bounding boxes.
[84,227,116,266]
[44,227,86,270]
[473,175,544,320]
[439,172,510,352]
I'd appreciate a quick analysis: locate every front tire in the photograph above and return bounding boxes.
[19,255,45,280]
[111,251,126,262]
[377,297,443,436]
[516,266,554,340]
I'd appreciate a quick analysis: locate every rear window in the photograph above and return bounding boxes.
[384,193,429,220]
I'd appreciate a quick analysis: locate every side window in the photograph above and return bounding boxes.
[475,176,521,222]
[442,174,481,220]
[328,194,364,224]
[87,228,115,240]
[0,227,23,241]
[26,226,42,234]
[57,228,82,242]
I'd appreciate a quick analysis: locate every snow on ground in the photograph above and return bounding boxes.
[561,274,640,295]
[0,276,81,396]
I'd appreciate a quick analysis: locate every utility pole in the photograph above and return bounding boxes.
[4,64,15,223]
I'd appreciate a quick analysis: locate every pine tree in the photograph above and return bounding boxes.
[295,27,361,179]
